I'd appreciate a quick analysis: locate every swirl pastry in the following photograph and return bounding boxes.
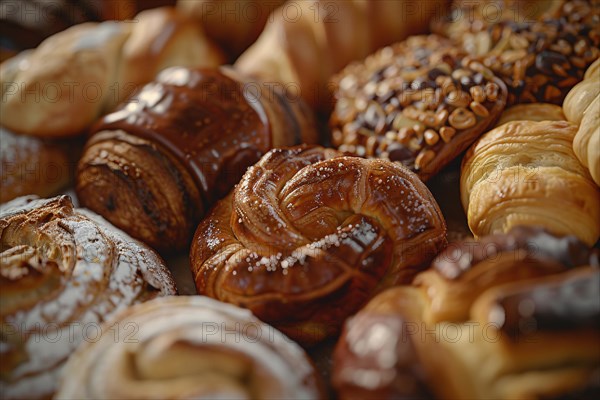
[190,145,447,344]
[564,58,600,185]
[333,227,600,400]
[329,34,508,181]
[55,296,324,399]
[435,0,600,105]
[461,119,600,246]
[0,195,177,399]
[76,66,318,252]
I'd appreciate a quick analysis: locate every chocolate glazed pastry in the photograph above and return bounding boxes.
[436,0,600,105]
[333,227,599,400]
[190,145,447,345]
[329,35,508,181]
[0,196,177,399]
[56,296,325,399]
[76,66,319,252]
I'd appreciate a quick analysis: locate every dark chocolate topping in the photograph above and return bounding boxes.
[432,226,599,280]
[92,66,272,204]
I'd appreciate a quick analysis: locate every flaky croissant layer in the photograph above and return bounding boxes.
[191,145,447,345]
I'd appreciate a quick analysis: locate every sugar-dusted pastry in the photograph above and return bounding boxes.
[461,120,600,246]
[76,66,318,252]
[56,296,324,399]
[0,196,177,399]
[329,35,508,181]
[190,145,447,344]
[333,227,599,400]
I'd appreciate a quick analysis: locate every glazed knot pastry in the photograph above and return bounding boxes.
[461,119,600,246]
[56,296,324,399]
[190,145,447,344]
[435,0,600,105]
[77,66,318,252]
[329,34,508,181]
[0,196,177,399]
[333,227,600,400]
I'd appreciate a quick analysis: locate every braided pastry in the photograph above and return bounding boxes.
[190,145,447,344]
[0,196,177,399]
[461,119,600,246]
[56,296,324,399]
[76,66,318,252]
[333,227,600,399]
[329,34,508,181]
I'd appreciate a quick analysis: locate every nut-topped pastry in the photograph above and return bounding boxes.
[436,0,600,105]
[329,35,508,181]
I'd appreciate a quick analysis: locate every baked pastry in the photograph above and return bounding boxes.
[333,227,600,400]
[235,0,448,110]
[0,127,77,203]
[0,195,177,399]
[177,0,285,60]
[461,120,600,246]
[56,296,324,399]
[76,66,319,252]
[435,0,600,104]
[495,103,565,126]
[329,35,508,181]
[0,7,225,137]
[564,58,600,185]
[190,145,447,344]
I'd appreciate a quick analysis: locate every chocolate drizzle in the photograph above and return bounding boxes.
[93,66,272,205]
[432,226,599,280]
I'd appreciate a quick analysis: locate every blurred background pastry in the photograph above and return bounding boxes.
[190,145,447,344]
[0,195,177,399]
[56,296,324,399]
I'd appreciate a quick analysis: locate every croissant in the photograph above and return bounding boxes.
[461,120,600,246]
[328,34,508,181]
[0,7,225,137]
[434,0,600,105]
[564,58,600,185]
[495,103,565,126]
[76,66,319,252]
[56,296,324,399]
[0,195,177,399]
[333,227,600,400]
[234,0,448,110]
[190,145,447,345]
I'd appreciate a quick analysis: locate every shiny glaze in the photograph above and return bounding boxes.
[93,66,272,204]
[191,145,447,344]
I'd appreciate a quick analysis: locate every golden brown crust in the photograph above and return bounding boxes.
[461,120,600,246]
[55,296,324,400]
[496,103,565,126]
[76,67,319,252]
[0,196,176,399]
[333,228,599,400]
[190,145,447,345]
[0,128,76,203]
[0,7,225,138]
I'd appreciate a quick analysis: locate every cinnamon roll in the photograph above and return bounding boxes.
[461,119,600,246]
[55,296,324,399]
[0,196,177,399]
[333,227,600,399]
[190,145,447,345]
[76,66,318,252]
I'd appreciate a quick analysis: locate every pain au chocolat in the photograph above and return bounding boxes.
[333,227,599,400]
[0,196,176,399]
[76,66,318,252]
[190,145,447,345]
[329,35,508,181]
